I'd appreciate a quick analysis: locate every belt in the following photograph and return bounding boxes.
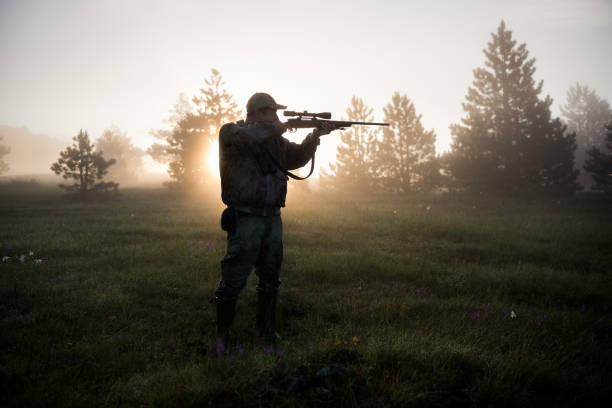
[232,205,281,216]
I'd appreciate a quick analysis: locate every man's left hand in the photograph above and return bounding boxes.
[312,122,340,138]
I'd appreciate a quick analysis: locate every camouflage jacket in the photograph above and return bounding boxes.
[219,120,318,210]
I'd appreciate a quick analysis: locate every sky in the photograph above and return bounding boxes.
[1,0,611,175]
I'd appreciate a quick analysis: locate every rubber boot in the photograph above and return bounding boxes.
[256,289,280,348]
[215,297,237,354]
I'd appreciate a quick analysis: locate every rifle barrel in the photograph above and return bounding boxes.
[342,121,389,126]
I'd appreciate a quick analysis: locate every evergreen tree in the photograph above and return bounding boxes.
[373,92,437,192]
[560,83,611,189]
[51,130,118,195]
[148,69,241,188]
[584,116,612,191]
[96,125,144,185]
[322,96,379,191]
[0,135,10,175]
[447,20,578,194]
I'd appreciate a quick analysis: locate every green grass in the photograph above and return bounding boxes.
[1,188,611,407]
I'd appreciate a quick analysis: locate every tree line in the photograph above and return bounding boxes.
[323,21,612,195]
[7,21,609,196]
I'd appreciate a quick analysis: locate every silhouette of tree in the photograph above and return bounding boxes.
[373,92,437,192]
[561,83,611,189]
[0,135,10,175]
[148,69,241,189]
[584,116,612,192]
[51,130,118,195]
[447,20,578,194]
[96,125,144,185]
[321,96,380,191]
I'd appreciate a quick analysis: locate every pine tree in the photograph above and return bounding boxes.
[322,96,379,191]
[51,130,118,195]
[192,68,241,135]
[584,116,612,191]
[148,69,241,188]
[447,20,578,194]
[373,92,437,192]
[560,83,611,189]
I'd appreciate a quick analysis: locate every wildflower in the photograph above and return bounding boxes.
[238,347,244,355]
[265,347,273,355]
[29,251,34,256]
[352,336,359,344]
[335,339,341,346]
[415,287,425,294]
[216,342,225,355]
[34,259,43,264]
[1,256,9,262]
[472,311,480,319]
[19,255,25,263]
[277,347,284,355]
[510,310,516,318]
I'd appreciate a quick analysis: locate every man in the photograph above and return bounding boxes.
[215,92,337,352]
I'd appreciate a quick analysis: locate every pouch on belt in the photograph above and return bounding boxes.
[221,207,237,233]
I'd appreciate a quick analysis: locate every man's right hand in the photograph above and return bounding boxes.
[273,120,287,136]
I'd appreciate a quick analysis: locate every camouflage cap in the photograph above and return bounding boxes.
[246,93,287,113]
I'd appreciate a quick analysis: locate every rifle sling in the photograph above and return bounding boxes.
[262,145,315,181]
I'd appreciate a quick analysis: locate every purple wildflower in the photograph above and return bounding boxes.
[472,311,480,319]
[216,342,225,355]
[415,287,425,294]
[238,347,244,355]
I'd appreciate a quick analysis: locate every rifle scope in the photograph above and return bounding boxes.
[283,110,332,119]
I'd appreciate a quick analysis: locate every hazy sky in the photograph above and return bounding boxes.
[1,0,611,174]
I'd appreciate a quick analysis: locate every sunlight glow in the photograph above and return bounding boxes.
[207,139,220,178]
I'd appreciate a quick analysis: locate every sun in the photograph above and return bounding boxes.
[206,139,220,178]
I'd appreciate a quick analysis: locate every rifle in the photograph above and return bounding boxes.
[265,110,388,180]
[283,110,389,131]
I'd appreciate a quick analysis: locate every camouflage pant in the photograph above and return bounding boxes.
[215,211,283,301]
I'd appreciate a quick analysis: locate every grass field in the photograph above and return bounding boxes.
[1,187,611,407]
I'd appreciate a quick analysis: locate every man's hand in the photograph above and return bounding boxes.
[312,122,340,138]
[273,120,287,136]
